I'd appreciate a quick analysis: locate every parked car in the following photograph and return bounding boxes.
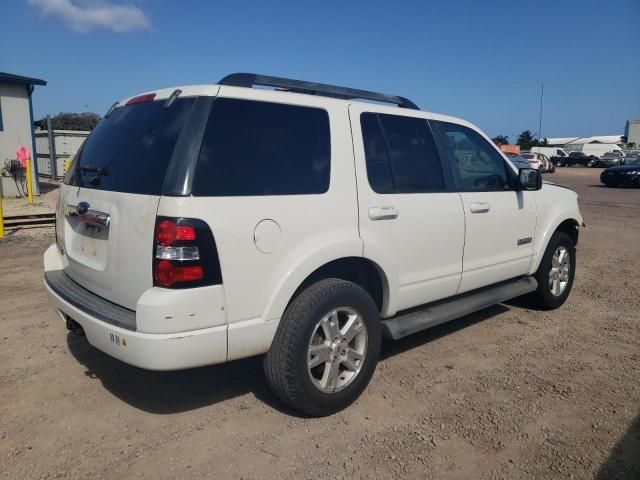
[554,151,597,168]
[506,154,532,170]
[521,152,554,172]
[594,152,623,168]
[600,157,640,187]
[44,73,584,416]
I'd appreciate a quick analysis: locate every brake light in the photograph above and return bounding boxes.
[126,93,156,106]
[155,220,196,246]
[154,260,203,287]
[152,216,222,289]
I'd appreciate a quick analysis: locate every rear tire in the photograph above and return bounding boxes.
[528,232,576,310]
[264,278,381,416]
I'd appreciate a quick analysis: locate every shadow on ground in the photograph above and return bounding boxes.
[67,303,511,416]
[38,181,60,195]
[596,414,640,480]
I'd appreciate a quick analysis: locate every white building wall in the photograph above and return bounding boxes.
[0,82,33,166]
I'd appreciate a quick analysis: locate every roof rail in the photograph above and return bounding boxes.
[218,73,420,110]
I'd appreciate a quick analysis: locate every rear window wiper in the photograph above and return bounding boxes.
[80,165,108,176]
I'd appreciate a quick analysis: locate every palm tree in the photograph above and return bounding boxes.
[517,130,538,150]
[491,135,509,145]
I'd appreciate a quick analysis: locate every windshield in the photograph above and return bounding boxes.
[626,158,640,166]
[65,98,196,195]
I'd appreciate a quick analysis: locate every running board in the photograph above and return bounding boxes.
[381,276,538,340]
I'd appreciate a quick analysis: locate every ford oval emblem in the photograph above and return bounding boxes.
[76,201,90,215]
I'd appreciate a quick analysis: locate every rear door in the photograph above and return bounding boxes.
[57,92,206,310]
[434,121,537,293]
[349,105,465,313]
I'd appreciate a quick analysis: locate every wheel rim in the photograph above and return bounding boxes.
[549,246,571,296]
[307,307,368,394]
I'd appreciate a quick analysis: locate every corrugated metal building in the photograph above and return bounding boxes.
[625,119,640,147]
[0,72,46,197]
[36,130,89,179]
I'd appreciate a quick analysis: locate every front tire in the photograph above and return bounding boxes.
[529,232,576,310]
[264,278,381,416]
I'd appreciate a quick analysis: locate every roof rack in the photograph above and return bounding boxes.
[218,73,420,110]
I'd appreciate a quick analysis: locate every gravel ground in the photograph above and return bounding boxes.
[0,168,638,479]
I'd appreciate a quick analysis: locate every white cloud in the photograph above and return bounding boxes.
[27,0,151,33]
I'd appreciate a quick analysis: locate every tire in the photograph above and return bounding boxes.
[264,278,381,416]
[528,231,576,310]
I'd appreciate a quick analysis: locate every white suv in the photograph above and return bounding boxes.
[44,74,583,416]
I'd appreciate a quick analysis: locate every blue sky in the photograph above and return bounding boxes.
[1,0,639,140]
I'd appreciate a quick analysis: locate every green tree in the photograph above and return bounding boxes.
[35,112,101,131]
[517,130,539,150]
[491,135,509,145]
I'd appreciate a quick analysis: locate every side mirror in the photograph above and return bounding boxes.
[518,168,542,191]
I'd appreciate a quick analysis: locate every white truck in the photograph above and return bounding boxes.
[581,144,624,159]
[531,146,571,159]
[44,74,584,416]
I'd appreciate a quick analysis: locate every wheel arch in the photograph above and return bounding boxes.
[530,215,581,273]
[287,257,389,314]
[262,254,391,324]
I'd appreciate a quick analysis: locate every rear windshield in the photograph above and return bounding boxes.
[65,98,195,195]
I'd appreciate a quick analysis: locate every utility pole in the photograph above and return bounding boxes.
[538,83,544,142]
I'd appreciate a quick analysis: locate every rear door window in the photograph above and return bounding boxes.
[193,98,330,196]
[360,112,445,193]
[65,98,196,195]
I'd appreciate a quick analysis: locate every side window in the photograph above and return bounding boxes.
[360,112,445,193]
[557,149,566,157]
[193,98,330,196]
[437,122,511,192]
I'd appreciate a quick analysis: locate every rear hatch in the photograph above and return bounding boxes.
[57,93,199,310]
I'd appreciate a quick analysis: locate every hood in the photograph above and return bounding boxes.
[603,164,640,173]
[542,181,578,196]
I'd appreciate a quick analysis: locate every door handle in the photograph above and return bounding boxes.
[469,202,490,214]
[369,206,399,220]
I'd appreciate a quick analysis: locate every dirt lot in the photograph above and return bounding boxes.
[1,168,638,480]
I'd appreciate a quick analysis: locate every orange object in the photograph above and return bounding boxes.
[500,144,521,155]
[16,146,30,168]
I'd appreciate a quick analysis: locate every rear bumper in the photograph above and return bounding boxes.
[43,246,227,371]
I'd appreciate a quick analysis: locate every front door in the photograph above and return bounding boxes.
[434,121,537,293]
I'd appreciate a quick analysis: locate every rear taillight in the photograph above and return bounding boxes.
[152,217,222,289]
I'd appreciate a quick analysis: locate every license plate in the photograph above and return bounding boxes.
[109,331,127,347]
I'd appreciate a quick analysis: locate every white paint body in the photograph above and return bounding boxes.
[44,84,583,370]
